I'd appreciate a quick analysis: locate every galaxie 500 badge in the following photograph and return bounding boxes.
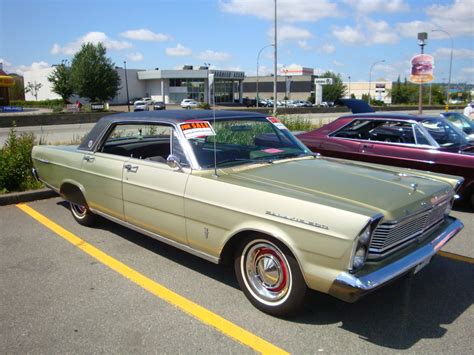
[266,211,329,230]
[179,121,216,139]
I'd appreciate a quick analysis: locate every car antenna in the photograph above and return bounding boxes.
[209,72,218,178]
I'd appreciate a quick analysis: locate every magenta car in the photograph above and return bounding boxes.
[298,113,474,206]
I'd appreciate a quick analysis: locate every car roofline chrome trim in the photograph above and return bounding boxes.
[89,208,220,264]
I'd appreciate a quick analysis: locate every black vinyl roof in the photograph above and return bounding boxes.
[338,112,440,122]
[79,110,268,151]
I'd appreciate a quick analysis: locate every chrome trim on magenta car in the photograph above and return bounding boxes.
[329,217,463,303]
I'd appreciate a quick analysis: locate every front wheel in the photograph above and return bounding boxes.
[234,237,307,317]
[70,202,96,226]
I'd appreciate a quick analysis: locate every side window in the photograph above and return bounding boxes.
[331,119,375,140]
[413,125,431,146]
[100,123,188,166]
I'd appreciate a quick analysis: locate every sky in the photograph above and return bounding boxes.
[1,0,473,84]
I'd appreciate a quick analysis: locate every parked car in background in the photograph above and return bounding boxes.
[298,112,474,206]
[133,100,150,111]
[32,110,463,316]
[180,99,199,109]
[153,101,166,110]
[441,112,474,140]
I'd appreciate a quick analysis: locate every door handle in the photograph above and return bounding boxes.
[361,143,373,152]
[83,155,95,162]
[124,164,139,173]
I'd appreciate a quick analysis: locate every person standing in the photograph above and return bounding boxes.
[463,102,474,118]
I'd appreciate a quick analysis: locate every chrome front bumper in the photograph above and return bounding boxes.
[328,216,463,303]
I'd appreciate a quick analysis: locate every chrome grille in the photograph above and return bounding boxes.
[368,199,449,259]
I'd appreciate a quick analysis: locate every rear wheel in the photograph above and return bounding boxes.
[234,237,307,317]
[70,202,96,226]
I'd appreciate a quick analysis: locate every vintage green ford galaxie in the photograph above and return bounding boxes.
[32,110,464,316]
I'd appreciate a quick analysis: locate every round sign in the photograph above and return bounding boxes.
[409,54,434,84]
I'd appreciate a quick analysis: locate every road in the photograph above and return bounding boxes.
[1,197,473,353]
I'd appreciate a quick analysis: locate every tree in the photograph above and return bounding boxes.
[48,60,73,102]
[70,43,120,102]
[24,81,42,101]
[317,71,346,102]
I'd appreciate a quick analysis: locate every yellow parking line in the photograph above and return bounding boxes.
[16,203,288,355]
[438,250,474,264]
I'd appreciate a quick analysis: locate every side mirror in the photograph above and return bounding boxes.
[167,154,183,171]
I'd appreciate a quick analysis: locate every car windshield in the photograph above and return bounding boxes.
[421,118,470,147]
[186,118,312,168]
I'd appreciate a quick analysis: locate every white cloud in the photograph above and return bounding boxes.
[298,40,311,50]
[120,29,171,42]
[461,67,474,74]
[434,47,474,60]
[220,0,339,22]
[0,58,12,70]
[427,0,474,37]
[395,21,433,38]
[268,25,312,42]
[344,0,409,14]
[126,52,144,61]
[365,19,399,44]
[166,44,192,57]
[319,44,336,54]
[197,50,231,62]
[332,26,365,45]
[333,19,398,45]
[332,60,344,67]
[51,32,132,55]
[3,61,50,75]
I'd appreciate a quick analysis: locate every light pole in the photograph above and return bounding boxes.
[432,28,453,106]
[417,32,428,114]
[368,60,385,105]
[256,44,274,107]
[123,61,130,112]
[204,62,211,104]
[273,0,277,115]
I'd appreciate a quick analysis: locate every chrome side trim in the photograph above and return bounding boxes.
[36,158,52,164]
[89,208,220,264]
[328,217,463,303]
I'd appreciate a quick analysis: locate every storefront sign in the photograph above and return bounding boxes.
[314,78,333,85]
[0,106,23,112]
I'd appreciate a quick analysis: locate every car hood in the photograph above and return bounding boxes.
[219,157,454,220]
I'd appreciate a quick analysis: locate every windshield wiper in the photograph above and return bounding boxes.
[214,158,274,167]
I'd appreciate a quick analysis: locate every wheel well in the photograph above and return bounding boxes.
[60,183,87,206]
[219,230,295,266]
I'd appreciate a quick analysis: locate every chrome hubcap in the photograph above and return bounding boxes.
[71,203,87,218]
[242,241,291,304]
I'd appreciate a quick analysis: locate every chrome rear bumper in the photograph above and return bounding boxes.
[328,216,463,303]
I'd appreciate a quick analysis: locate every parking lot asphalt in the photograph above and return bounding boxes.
[1,197,473,353]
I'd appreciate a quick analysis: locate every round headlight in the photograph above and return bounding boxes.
[359,228,371,245]
[353,246,367,270]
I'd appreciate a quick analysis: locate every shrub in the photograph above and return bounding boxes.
[0,125,42,193]
[10,99,65,108]
[198,102,211,110]
[279,116,313,132]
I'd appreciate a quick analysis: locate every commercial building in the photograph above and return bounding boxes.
[23,65,246,104]
[243,66,317,101]
[343,81,392,104]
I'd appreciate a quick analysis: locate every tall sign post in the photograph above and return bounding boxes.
[314,78,333,106]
